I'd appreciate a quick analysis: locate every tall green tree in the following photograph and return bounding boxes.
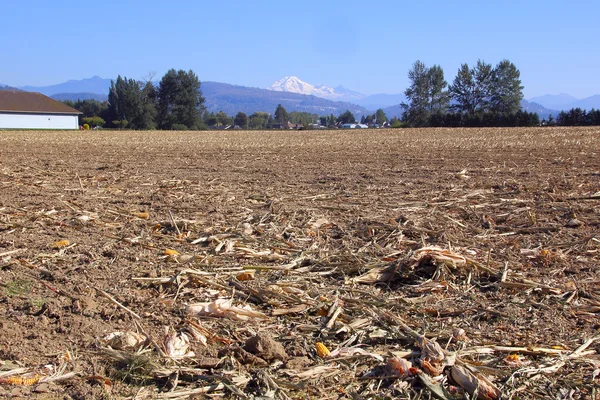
[427,65,450,117]
[328,113,337,127]
[401,60,431,127]
[450,60,495,117]
[216,111,232,126]
[204,111,217,126]
[375,108,388,125]
[108,75,155,129]
[139,80,157,129]
[289,111,317,126]
[157,69,205,130]
[337,110,356,124]
[234,112,248,128]
[248,112,271,129]
[274,104,289,125]
[490,59,523,115]
[449,64,477,116]
[473,60,494,114]
[450,59,524,120]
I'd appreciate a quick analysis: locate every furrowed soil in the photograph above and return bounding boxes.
[0,127,599,399]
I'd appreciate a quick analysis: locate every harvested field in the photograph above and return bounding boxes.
[0,127,599,399]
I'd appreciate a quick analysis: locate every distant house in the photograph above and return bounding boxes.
[0,91,81,130]
[342,123,368,129]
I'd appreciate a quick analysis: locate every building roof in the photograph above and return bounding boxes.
[0,91,82,115]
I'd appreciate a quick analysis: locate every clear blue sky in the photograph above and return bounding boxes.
[1,0,599,98]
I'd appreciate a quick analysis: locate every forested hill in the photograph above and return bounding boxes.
[201,82,367,116]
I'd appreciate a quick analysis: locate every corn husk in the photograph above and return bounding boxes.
[448,365,502,400]
[187,298,268,321]
[163,327,194,359]
[102,331,145,351]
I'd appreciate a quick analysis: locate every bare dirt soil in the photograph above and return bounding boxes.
[0,127,599,399]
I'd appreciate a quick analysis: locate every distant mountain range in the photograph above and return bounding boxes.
[4,76,600,118]
[529,93,600,112]
[19,76,111,97]
[202,82,368,116]
[51,92,108,102]
[0,85,22,91]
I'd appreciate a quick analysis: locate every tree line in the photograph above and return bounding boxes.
[401,59,540,127]
[63,64,600,130]
[64,71,385,130]
[549,108,600,126]
[65,69,204,130]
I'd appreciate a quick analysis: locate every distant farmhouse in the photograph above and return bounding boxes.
[0,91,81,129]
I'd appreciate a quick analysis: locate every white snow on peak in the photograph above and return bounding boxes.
[267,76,363,101]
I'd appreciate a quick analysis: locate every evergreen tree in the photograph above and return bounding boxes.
[139,80,157,129]
[375,109,388,125]
[234,112,248,128]
[204,111,217,126]
[274,104,289,125]
[216,111,232,126]
[157,69,205,130]
[337,110,356,124]
[328,113,337,127]
[108,75,155,129]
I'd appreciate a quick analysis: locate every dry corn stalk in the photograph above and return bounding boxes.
[0,374,42,386]
[412,247,467,268]
[132,211,149,219]
[52,240,70,249]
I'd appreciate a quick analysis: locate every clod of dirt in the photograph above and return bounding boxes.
[243,333,289,362]
[284,356,312,370]
[218,346,268,366]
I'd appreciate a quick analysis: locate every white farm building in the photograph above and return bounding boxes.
[0,91,81,130]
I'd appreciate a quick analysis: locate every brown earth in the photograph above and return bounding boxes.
[0,127,599,399]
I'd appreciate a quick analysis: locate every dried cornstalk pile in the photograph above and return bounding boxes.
[0,127,599,398]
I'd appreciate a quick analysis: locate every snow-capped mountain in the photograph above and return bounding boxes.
[267,76,364,102]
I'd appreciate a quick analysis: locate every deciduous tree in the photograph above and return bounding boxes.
[490,59,523,115]
[449,64,477,116]
[402,61,449,127]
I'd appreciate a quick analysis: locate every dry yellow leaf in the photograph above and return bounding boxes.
[164,249,180,256]
[315,342,331,358]
[52,239,70,249]
[132,211,149,219]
